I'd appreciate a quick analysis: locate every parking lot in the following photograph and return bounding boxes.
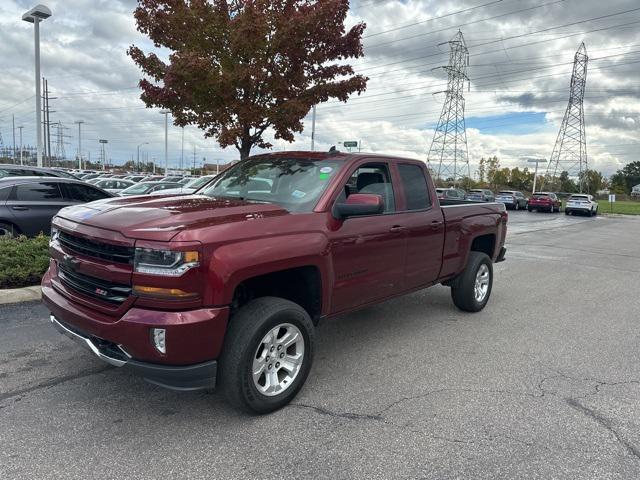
[1,211,639,479]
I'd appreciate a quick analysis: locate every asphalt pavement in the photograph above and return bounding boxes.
[1,211,640,479]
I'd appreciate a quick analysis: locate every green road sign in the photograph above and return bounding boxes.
[343,141,358,148]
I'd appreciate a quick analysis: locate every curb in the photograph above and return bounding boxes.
[0,285,42,305]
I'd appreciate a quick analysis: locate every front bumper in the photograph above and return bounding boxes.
[42,267,230,390]
[50,315,217,390]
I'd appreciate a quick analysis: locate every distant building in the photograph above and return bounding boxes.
[632,184,640,197]
[204,161,236,174]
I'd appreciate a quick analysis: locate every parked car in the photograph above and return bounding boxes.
[158,175,217,195]
[467,189,495,202]
[436,187,466,200]
[140,175,165,183]
[496,190,527,210]
[0,164,77,179]
[123,175,147,183]
[161,176,184,182]
[93,179,135,194]
[43,151,508,414]
[527,192,561,213]
[0,177,113,237]
[565,194,598,216]
[118,181,184,196]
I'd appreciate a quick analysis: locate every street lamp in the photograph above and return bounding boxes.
[137,142,149,172]
[160,110,170,174]
[525,158,547,194]
[22,4,52,168]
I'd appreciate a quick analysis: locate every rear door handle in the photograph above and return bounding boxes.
[389,226,406,233]
[11,206,28,211]
[430,220,443,230]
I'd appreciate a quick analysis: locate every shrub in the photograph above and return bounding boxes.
[0,234,50,289]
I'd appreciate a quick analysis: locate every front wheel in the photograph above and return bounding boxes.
[219,297,315,414]
[514,202,520,211]
[450,252,493,312]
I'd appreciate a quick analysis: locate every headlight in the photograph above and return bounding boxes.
[50,226,59,245]
[134,248,200,276]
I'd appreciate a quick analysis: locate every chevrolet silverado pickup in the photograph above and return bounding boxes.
[42,151,507,413]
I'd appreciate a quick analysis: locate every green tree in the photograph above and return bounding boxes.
[476,157,487,183]
[611,161,640,194]
[129,0,368,160]
[486,156,500,190]
[559,171,577,193]
[580,169,604,194]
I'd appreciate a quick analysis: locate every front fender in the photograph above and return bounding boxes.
[204,233,332,310]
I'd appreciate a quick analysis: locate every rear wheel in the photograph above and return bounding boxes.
[450,252,493,312]
[549,205,554,213]
[527,206,533,212]
[0,222,18,238]
[219,297,315,414]
[514,202,520,211]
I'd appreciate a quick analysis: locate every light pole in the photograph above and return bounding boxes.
[74,120,84,169]
[310,105,316,151]
[137,142,148,172]
[160,110,170,174]
[22,4,52,168]
[18,126,24,165]
[526,158,547,194]
[99,139,108,170]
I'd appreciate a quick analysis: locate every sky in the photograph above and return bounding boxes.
[1,0,639,177]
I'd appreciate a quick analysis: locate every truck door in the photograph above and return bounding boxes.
[394,163,445,289]
[328,161,407,313]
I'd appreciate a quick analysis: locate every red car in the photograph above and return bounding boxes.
[43,151,507,413]
[527,192,561,213]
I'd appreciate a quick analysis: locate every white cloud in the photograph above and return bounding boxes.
[0,0,638,175]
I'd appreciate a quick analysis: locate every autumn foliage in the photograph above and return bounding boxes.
[128,0,368,159]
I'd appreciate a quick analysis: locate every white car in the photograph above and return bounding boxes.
[93,179,136,194]
[155,175,217,195]
[565,194,599,216]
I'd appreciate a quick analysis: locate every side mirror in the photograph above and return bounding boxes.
[333,193,384,219]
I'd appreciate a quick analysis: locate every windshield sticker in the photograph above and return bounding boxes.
[291,190,307,198]
[320,166,333,174]
[319,173,330,180]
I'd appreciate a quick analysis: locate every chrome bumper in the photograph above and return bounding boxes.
[50,315,129,367]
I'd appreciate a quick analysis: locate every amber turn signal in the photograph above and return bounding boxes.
[133,285,198,299]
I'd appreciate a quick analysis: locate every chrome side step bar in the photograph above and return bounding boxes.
[50,315,129,367]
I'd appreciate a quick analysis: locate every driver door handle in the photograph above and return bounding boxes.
[389,225,406,233]
[11,206,28,211]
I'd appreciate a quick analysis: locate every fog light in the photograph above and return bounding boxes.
[152,328,166,354]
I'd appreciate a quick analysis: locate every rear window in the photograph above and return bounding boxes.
[533,194,549,198]
[498,191,514,195]
[398,164,431,210]
[569,196,589,201]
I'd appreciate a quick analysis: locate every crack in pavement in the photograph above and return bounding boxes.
[290,403,384,422]
[0,366,113,404]
[566,397,640,461]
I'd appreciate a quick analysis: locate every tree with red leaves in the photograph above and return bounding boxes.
[128,0,368,160]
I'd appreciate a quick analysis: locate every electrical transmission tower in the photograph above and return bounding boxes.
[546,42,588,192]
[53,122,67,161]
[427,30,470,186]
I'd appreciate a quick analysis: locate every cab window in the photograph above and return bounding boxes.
[337,163,396,213]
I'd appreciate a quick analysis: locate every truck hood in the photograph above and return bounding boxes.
[56,194,290,241]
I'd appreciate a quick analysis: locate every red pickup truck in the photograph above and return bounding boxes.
[42,151,507,413]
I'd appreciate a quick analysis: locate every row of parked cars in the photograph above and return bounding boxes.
[0,164,216,238]
[436,187,600,216]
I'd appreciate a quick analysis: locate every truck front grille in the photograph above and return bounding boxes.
[58,265,131,305]
[59,231,134,264]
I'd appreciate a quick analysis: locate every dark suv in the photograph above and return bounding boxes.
[0,177,113,237]
[0,164,77,179]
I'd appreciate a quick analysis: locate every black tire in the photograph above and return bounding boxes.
[527,206,532,212]
[514,202,520,211]
[218,297,315,414]
[565,209,570,215]
[549,205,554,213]
[0,221,18,238]
[450,252,493,313]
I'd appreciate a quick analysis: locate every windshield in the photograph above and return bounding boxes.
[199,158,344,212]
[121,182,154,194]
